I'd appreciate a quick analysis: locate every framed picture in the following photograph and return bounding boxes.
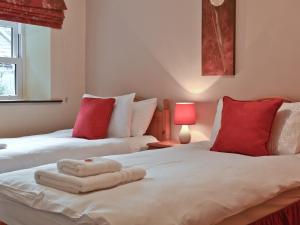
[202,0,236,76]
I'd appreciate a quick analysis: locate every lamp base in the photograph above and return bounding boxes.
[178,125,191,144]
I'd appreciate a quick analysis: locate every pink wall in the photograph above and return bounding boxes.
[86,0,300,141]
[0,0,86,137]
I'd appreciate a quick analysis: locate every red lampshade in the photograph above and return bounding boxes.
[174,103,196,125]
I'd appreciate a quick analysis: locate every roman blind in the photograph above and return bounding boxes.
[0,0,67,29]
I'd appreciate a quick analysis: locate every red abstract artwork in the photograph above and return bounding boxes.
[202,0,236,76]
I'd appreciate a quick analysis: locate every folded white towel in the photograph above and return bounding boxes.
[35,167,146,194]
[0,144,7,150]
[57,158,122,177]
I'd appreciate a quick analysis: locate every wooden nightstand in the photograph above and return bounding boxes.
[147,140,178,150]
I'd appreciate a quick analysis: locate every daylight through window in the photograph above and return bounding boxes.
[0,20,22,99]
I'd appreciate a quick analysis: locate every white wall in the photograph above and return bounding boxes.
[86,0,300,141]
[0,0,86,137]
[2,0,299,140]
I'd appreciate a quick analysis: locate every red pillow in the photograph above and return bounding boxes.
[72,98,115,140]
[210,96,283,156]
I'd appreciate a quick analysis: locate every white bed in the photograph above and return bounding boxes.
[1,186,300,225]
[1,141,300,225]
[0,129,157,174]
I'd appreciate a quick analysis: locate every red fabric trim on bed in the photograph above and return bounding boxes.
[0,221,6,225]
[249,200,300,225]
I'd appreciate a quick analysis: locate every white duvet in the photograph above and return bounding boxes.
[0,129,156,173]
[1,142,300,225]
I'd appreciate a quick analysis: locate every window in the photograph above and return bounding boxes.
[0,20,22,99]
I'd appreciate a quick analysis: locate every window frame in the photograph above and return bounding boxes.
[0,20,23,100]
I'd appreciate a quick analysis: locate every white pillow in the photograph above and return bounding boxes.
[131,98,157,136]
[210,98,223,143]
[83,93,136,138]
[268,102,300,155]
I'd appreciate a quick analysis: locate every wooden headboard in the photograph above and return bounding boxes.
[135,98,171,141]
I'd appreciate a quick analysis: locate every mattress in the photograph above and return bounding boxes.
[0,129,157,173]
[1,187,300,225]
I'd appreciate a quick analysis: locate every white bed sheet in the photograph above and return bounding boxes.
[1,142,300,225]
[2,187,300,225]
[0,196,75,225]
[0,129,157,173]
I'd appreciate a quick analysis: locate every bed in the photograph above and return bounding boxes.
[0,130,157,174]
[1,141,300,225]
[2,189,299,225]
[0,99,171,174]
[2,97,300,225]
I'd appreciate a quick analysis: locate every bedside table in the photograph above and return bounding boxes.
[147,140,178,150]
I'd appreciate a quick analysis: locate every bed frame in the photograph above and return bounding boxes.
[135,98,171,141]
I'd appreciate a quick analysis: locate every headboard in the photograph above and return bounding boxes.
[135,98,171,141]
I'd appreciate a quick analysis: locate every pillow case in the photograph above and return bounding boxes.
[210,98,223,144]
[211,96,283,156]
[131,98,157,136]
[268,102,300,155]
[73,98,115,140]
[83,93,136,138]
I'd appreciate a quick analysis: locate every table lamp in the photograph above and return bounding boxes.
[174,103,196,144]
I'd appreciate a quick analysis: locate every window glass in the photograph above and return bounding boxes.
[0,63,16,96]
[0,20,20,98]
[0,21,51,100]
[0,26,13,58]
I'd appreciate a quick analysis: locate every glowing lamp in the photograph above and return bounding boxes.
[174,103,196,144]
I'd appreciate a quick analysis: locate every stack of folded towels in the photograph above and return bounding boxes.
[35,158,146,194]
